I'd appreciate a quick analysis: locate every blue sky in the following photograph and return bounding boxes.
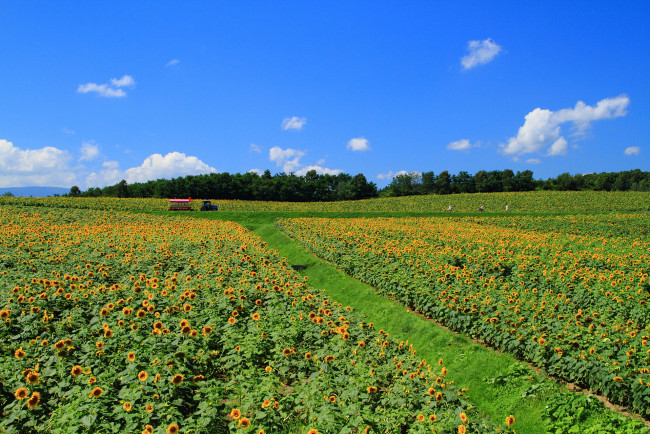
[1,1,648,189]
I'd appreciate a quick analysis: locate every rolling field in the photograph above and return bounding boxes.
[277,213,650,417]
[2,190,650,213]
[0,206,491,433]
[2,191,650,433]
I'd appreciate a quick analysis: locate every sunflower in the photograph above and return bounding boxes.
[228,317,236,325]
[282,348,291,356]
[15,347,26,359]
[171,374,184,385]
[458,426,466,434]
[145,403,154,413]
[367,386,377,394]
[90,387,103,398]
[252,313,261,321]
[167,423,179,434]
[71,365,83,377]
[505,414,515,428]
[25,372,39,384]
[14,387,29,400]
[238,418,250,428]
[460,412,468,424]
[261,400,272,408]
[26,392,40,409]
[230,408,241,420]
[123,402,132,412]
[54,340,66,350]
[202,326,212,335]
[127,352,136,362]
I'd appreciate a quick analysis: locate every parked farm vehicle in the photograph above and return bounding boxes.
[200,200,219,211]
[169,198,192,211]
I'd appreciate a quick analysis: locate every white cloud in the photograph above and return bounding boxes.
[80,141,100,161]
[295,165,342,176]
[624,146,641,156]
[281,116,307,131]
[269,146,305,172]
[165,59,180,67]
[346,137,370,152]
[62,127,75,135]
[77,83,126,98]
[500,95,630,157]
[125,152,216,183]
[447,139,473,151]
[377,170,412,180]
[249,144,262,153]
[103,160,119,169]
[547,137,568,156]
[0,139,76,187]
[248,168,263,175]
[77,75,135,98]
[526,158,541,164]
[461,38,502,70]
[110,75,136,88]
[85,152,216,187]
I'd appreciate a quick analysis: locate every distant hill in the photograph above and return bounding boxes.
[0,186,69,197]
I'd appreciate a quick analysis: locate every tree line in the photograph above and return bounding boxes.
[380,169,650,196]
[67,168,650,201]
[71,170,378,202]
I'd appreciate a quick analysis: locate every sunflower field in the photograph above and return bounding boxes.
[277,213,650,417]
[0,206,493,433]
[2,190,649,213]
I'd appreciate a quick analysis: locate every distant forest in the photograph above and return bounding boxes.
[68,168,650,201]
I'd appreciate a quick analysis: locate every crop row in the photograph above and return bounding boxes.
[277,215,650,417]
[2,190,649,213]
[0,207,495,433]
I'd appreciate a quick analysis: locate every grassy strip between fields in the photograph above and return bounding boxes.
[246,221,650,434]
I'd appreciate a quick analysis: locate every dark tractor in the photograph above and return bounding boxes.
[200,201,218,211]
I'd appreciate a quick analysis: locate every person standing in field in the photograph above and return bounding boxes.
[505,204,509,212]
[447,205,452,212]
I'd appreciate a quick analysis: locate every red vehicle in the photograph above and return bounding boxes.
[168,198,192,211]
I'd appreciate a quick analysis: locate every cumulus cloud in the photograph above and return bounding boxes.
[80,141,100,161]
[124,152,216,183]
[248,168,263,175]
[110,75,136,88]
[85,152,217,187]
[461,38,502,70]
[624,146,641,156]
[249,144,262,153]
[377,170,412,180]
[281,116,306,131]
[103,160,119,169]
[269,146,305,172]
[526,158,541,164]
[295,165,342,176]
[77,75,135,98]
[165,59,180,67]
[447,139,474,151]
[347,137,370,152]
[0,139,76,187]
[500,95,630,157]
